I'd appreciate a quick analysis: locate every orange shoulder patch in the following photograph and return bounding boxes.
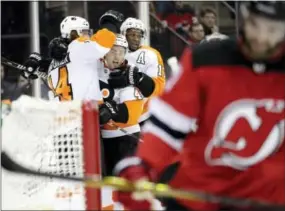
[90,29,116,49]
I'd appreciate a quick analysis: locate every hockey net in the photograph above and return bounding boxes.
[1,95,101,210]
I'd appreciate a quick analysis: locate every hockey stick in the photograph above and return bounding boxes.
[1,57,81,102]
[107,121,143,142]
[1,56,52,96]
[1,56,48,80]
[2,151,280,209]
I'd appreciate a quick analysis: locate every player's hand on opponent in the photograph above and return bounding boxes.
[23,52,50,80]
[99,10,125,33]
[48,36,68,61]
[99,100,119,125]
[108,65,142,89]
[114,157,157,210]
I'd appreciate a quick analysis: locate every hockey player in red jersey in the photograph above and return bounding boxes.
[113,1,285,211]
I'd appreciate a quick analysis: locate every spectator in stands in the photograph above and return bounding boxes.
[188,22,205,45]
[199,7,217,36]
[162,1,195,31]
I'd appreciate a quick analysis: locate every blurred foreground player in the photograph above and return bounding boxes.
[114,1,285,211]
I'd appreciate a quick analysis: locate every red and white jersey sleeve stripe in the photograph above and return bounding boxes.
[137,48,201,173]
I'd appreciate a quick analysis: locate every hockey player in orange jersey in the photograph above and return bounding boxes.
[97,34,144,176]
[107,17,166,125]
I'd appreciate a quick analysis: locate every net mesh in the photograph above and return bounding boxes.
[2,95,88,210]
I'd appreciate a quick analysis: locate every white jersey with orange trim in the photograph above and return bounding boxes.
[47,29,116,102]
[125,45,166,122]
[97,61,144,138]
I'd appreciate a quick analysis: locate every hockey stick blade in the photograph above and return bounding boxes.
[1,151,282,208]
[1,151,83,182]
[1,151,113,190]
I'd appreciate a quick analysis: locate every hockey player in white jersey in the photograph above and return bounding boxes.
[47,16,118,102]
[98,34,144,176]
[106,18,166,124]
[23,11,125,102]
[24,16,116,102]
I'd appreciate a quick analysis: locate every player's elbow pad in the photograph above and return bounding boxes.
[112,103,129,123]
[136,73,155,98]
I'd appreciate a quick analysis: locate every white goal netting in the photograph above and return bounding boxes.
[2,95,97,210]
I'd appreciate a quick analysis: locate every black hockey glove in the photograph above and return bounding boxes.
[108,66,143,89]
[48,36,69,61]
[99,100,120,125]
[99,10,125,33]
[109,64,155,97]
[23,52,50,80]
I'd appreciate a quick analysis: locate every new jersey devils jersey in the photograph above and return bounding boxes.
[138,39,285,210]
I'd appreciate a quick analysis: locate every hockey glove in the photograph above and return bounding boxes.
[113,156,157,210]
[108,66,143,89]
[23,53,50,80]
[99,10,124,33]
[99,100,119,125]
[48,37,69,61]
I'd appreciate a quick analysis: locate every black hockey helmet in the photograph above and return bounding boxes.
[244,1,285,21]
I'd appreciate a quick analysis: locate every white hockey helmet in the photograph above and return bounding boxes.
[120,17,146,37]
[60,16,90,39]
[114,34,128,49]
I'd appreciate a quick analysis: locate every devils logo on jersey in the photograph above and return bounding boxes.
[205,99,285,170]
